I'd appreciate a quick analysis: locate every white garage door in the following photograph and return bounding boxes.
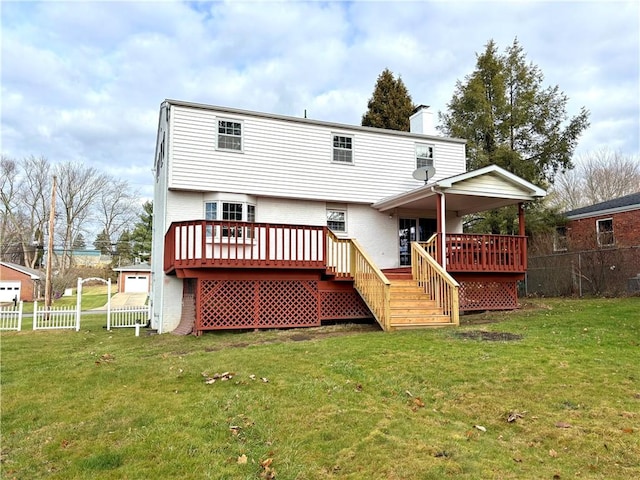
[0,281,21,303]
[125,275,148,293]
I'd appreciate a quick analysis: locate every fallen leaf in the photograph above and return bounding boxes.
[261,377,269,383]
[474,425,487,432]
[405,390,413,397]
[555,422,572,428]
[237,454,247,464]
[622,428,634,434]
[549,449,558,457]
[620,411,634,418]
[507,411,525,422]
[413,397,425,408]
[261,458,273,468]
[249,374,256,380]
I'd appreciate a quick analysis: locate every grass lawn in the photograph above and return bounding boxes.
[1,297,638,479]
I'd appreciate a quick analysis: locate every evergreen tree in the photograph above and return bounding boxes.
[94,229,112,255]
[131,201,152,262]
[72,233,86,250]
[439,39,590,234]
[115,230,132,266]
[362,68,415,131]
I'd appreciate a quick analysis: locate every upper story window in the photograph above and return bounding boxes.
[332,135,353,164]
[217,119,242,151]
[416,144,434,169]
[327,209,346,233]
[596,218,614,247]
[553,226,568,252]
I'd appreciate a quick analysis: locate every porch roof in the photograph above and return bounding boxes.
[371,165,546,216]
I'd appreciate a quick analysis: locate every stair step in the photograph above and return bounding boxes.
[390,322,455,330]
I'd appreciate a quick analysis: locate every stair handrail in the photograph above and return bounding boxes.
[418,233,439,259]
[411,242,460,326]
[349,238,391,331]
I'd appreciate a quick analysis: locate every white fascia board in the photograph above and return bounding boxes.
[442,187,541,201]
[372,185,438,211]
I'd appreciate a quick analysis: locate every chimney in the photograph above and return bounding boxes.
[409,105,436,136]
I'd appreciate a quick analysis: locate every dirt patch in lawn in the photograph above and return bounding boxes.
[454,330,523,342]
[203,322,380,352]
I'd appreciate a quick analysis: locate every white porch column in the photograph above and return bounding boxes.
[436,191,447,268]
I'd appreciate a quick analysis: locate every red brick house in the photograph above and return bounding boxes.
[0,261,43,303]
[555,192,640,252]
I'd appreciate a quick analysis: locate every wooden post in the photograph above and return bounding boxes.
[435,191,446,268]
[45,175,57,310]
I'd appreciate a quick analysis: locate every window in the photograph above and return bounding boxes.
[327,209,346,233]
[217,119,242,151]
[553,226,568,252]
[204,201,255,239]
[416,144,434,169]
[332,135,353,163]
[596,218,614,247]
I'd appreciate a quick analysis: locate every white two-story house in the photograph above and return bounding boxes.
[151,100,545,334]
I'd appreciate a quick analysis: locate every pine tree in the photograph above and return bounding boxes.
[439,39,590,234]
[362,68,415,131]
[131,201,152,262]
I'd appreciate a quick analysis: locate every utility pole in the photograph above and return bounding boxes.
[45,175,57,309]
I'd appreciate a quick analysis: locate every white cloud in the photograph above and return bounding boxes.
[1,0,638,203]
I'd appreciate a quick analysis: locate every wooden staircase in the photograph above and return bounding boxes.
[389,279,454,330]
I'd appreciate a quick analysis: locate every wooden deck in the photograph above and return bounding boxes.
[164,221,528,331]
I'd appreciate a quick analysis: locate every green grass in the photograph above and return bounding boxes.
[1,297,639,479]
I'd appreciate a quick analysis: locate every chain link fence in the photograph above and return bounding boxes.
[525,246,640,297]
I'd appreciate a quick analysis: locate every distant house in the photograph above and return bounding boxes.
[0,261,43,303]
[113,263,151,293]
[554,192,640,252]
[49,249,112,268]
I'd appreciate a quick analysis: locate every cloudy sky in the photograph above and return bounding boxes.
[2,0,638,201]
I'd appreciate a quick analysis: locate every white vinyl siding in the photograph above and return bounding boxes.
[167,105,466,204]
[445,172,529,197]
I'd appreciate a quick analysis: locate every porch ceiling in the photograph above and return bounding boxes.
[372,164,546,216]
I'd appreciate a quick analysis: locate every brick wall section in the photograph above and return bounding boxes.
[0,265,35,301]
[567,209,640,250]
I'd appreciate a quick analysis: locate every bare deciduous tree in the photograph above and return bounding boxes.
[95,177,139,254]
[551,148,640,210]
[54,161,109,271]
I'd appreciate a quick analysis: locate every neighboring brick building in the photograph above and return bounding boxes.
[528,192,640,296]
[0,261,43,303]
[555,192,640,251]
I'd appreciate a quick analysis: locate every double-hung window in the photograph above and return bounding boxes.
[553,226,568,252]
[416,144,434,169]
[217,119,242,151]
[327,209,346,233]
[596,218,614,247]
[332,135,353,163]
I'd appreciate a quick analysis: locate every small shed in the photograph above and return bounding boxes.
[113,263,151,293]
[0,261,43,303]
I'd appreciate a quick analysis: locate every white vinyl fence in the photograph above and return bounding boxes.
[107,303,150,330]
[0,301,23,331]
[33,301,80,331]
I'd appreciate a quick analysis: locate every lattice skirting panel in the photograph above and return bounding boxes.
[459,280,518,311]
[319,290,373,320]
[198,279,321,330]
[196,279,374,331]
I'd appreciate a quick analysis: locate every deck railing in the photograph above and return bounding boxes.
[350,238,391,331]
[165,220,327,272]
[411,243,459,325]
[326,230,352,278]
[420,233,527,273]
